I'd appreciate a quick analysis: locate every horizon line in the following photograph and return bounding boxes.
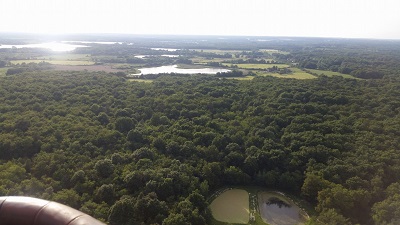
[1,31,400,41]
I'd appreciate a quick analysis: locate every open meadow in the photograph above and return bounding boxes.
[10,54,94,66]
[10,59,95,66]
[307,69,357,79]
[255,68,316,79]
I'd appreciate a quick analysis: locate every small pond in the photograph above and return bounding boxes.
[210,189,249,224]
[258,192,308,225]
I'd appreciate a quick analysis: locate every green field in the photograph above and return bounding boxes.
[10,59,95,66]
[256,68,316,79]
[307,69,357,79]
[222,63,290,69]
[10,54,94,66]
[37,54,91,61]
[192,49,289,55]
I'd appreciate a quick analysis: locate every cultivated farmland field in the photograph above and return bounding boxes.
[9,53,94,66]
[10,59,95,66]
[256,68,316,79]
[210,189,250,224]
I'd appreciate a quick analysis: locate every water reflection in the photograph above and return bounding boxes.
[134,55,179,58]
[259,192,307,225]
[266,197,291,208]
[63,41,123,45]
[151,47,179,51]
[135,65,230,75]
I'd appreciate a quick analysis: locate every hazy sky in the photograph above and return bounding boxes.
[1,0,399,39]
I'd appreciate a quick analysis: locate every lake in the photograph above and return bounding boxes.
[0,42,87,52]
[63,41,124,45]
[151,47,180,51]
[134,55,179,58]
[134,65,230,75]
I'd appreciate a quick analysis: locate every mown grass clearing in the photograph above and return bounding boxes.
[307,69,356,79]
[256,68,316,79]
[10,60,95,66]
[210,189,250,224]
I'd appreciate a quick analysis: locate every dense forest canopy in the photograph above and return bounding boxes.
[1,35,400,224]
[0,71,400,224]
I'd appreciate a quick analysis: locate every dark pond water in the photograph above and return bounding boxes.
[259,192,308,225]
